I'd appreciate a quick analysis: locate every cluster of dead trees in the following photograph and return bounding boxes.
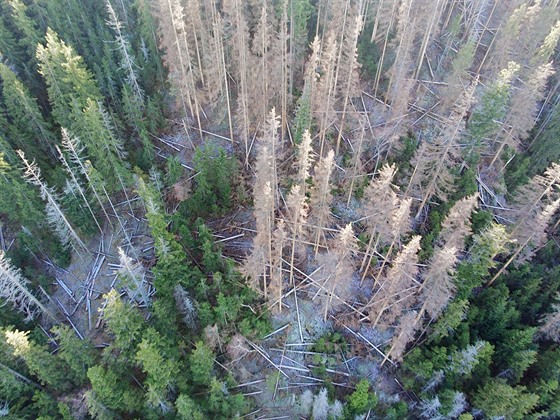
[244,109,560,363]
[149,0,560,364]
[154,1,560,170]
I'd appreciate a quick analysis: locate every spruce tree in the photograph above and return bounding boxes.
[135,328,179,412]
[0,62,56,161]
[0,151,45,230]
[36,28,102,129]
[5,329,67,390]
[468,62,519,145]
[5,0,43,90]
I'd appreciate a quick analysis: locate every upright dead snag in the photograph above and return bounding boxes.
[368,235,421,329]
[0,251,56,322]
[309,150,335,256]
[317,224,357,321]
[359,163,399,280]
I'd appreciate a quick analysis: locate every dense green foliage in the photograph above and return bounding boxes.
[400,238,560,418]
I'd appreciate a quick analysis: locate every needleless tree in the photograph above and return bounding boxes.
[18,150,88,254]
[317,223,357,321]
[61,128,114,228]
[385,0,415,108]
[118,247,150,305]
[335,14,363,154]
[184,0,209,94]
[56,144,103,236]
[106,0,144,105]
[223,0,251,164]
[154,0,203,140]
[369,235,421,329]
[314,32,338,159]
[539,297,560,342]
[371,0,400,97]
[208,7,234,143]
[250,3,273,125]
[309,150,335,255]
[269,219,286,312]
[359,163,400,280]
[410,79,477,218]
[286,185,308,286]
[0,251,56,322]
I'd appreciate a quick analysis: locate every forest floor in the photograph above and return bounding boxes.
[48,196,153,345]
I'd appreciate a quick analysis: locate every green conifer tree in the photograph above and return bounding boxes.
[0,62,56,162]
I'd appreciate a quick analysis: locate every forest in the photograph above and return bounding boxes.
[1,0,560,418]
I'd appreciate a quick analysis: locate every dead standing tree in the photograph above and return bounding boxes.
[368,235,421,329]
[408,78,478,219]
[0,251,57,322]
[18,150,88,255]
[359,163,400,282]
[223,0,252,165]
[242,109,281,298]
[309,150,335,256]
[286,185,308,287]
[316,223,358,321]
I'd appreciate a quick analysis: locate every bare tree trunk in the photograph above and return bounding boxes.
[56,145,103,236]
